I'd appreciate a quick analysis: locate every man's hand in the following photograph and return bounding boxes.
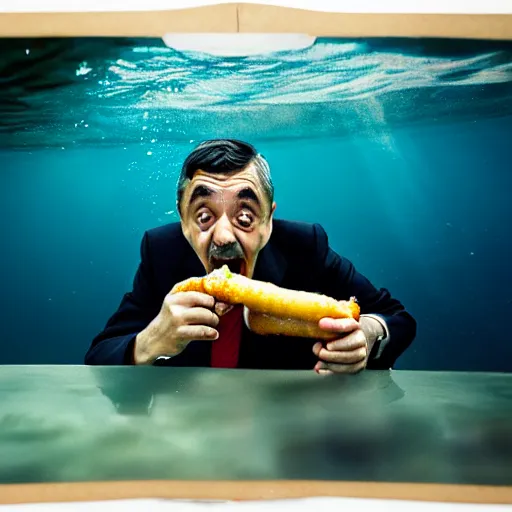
[133,290,220,365]
[214,302,233,317]
[312,317,381,375]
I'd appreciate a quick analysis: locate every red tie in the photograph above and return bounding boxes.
[210,305,244,368]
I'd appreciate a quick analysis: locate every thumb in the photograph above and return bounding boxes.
[215,302,233,317]
[318,317,359,333]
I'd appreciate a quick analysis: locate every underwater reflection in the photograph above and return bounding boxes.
[0,366,511,486]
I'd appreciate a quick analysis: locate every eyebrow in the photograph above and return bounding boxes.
[237,187,261,207]
[187,185,261,210]
[188,185,214,207]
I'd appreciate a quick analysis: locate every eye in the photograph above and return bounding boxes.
[238,211,253,228]
[198,211,212,226]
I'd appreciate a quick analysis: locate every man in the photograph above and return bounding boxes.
[85,139,416,374]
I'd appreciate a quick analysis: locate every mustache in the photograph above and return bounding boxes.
[208,242,245,261]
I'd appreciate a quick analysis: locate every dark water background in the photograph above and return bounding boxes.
[0,37,511,371]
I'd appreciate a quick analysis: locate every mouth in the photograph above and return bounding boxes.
[210,257,246,276]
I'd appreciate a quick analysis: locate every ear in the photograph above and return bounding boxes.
[179,205,190,240]
[263,202,276,241]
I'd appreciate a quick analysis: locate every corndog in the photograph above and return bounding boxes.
[171,265,360,338]
[171,277,206,295]
[243,309,340,340]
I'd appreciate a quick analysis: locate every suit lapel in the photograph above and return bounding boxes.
[178,231,207,279]
[171,229,211,366]
[252,234,287,287]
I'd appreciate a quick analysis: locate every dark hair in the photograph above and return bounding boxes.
[176,139,274,214]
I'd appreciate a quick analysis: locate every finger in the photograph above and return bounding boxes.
[170,291,216,309]
[317,346,367,364]
[325,330,367,352]
[312,342,323,357]
[176,324,219,342]
[315,359,366,374]
[313,361,333,375]
[215,302,234,317]
[314,364,333,376]
[181,307,220,327]
[318,317,359,333]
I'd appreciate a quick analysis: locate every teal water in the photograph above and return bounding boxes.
[0,37,511,370]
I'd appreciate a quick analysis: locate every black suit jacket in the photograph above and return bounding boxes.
[85,219,417,370]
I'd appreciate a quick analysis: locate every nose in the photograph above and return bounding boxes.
[212,214,236,247]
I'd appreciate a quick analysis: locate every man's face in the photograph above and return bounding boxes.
[179,163,276,279]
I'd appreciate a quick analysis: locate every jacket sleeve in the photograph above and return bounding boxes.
[312,223,417,369]
[84,231,162,365]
